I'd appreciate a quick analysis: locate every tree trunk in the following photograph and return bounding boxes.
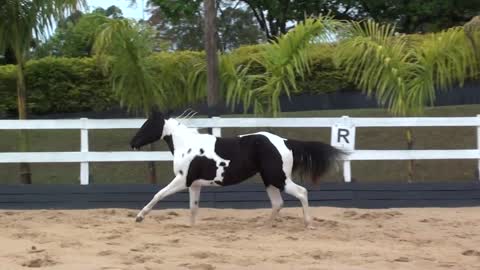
[147,143,157,184]
[204,0,220,134]
[405,128,415,183]
[16,59,32,184]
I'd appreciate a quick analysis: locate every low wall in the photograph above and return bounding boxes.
[1,182,479,209]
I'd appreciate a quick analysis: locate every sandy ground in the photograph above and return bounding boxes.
[0,207,479,270]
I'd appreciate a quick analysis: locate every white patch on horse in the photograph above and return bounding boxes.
[165,118,230,184]
[191,179,223,187]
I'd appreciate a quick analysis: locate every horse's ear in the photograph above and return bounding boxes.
[149,107,164,119]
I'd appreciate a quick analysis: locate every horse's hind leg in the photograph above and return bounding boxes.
[188,185,202,226]
[283,179,314,229]
[135,175,186,222]
[266,185,283,225]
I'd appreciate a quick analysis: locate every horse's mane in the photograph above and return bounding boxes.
[171,108,201,134]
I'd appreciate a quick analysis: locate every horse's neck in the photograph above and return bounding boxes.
[163,135,175,154]
[164,119,199,151]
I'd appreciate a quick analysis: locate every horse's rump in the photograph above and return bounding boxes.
[285,139,345,183]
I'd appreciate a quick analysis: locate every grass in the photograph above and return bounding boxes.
[1,104,479,185]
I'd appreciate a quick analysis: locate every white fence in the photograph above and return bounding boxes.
[0,116,479,184]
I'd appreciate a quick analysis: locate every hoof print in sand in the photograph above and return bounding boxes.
[184,263,216,270]
[190,251,219,260]
[167,211,180,217]
[28,246,45,254]
[394,257,410,262]
[97,250,115,256]
[22,255,57,268]
[343,210,403,220]
[313,217,342,228]
[462,250,480,257]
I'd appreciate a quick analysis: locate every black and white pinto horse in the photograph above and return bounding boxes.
[130,111,345,229]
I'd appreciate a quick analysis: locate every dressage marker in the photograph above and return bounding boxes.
[130,109,345,228]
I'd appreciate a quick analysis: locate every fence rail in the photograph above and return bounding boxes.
[1,116,479,184]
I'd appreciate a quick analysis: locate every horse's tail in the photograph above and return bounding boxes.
[286,139,346,184]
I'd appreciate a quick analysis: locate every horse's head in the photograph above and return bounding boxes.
[130,110,167,150]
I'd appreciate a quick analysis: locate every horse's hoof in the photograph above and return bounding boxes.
[135,216,144,223]
[305,224,316,230]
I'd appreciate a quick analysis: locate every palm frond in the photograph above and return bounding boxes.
[0,0,85,55]
[150,51,207,110]
[334,20,412,115]
[335,20,478,116]
[93,19,164,114]
[406,27,478,112]
[224,16,339,116]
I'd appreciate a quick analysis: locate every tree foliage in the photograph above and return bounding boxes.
[33,6,124,58]
[0,0,85,184]
[353,0,480,34]
[334,20,478,116]
[146,0,480,41]
[0,43,351,116]
[224,16,339,116]
[147,0,265,51]
[93,18,164,114]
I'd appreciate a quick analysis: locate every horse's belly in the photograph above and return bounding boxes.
[220,161,258,186]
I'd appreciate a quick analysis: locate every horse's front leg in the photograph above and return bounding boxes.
[135,175,186,222]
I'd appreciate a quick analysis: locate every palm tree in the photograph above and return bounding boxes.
[93,19,208,183]
[223,16,339,116]
[204,0,220,121]
[93,19,165,113]
[93,18,165,183]
[0,0,84,184]
[334,20,478,181]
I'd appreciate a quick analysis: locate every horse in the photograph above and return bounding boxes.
[129,110,345,229]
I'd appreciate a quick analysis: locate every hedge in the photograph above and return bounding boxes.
[0,57,114,116]
[0,45,351,116]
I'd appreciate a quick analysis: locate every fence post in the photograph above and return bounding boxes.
[331,116,356,183]
[80,118,89,185]
[212,116,222,137]
[477,115,480,181]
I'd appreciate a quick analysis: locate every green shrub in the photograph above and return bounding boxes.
[230,43,353,95]
[0,65,17,115]
[296,44,353,95]
[0,43,356,115]
[0,57,116,116]
[25,57,114,114]
[147,51,207,110]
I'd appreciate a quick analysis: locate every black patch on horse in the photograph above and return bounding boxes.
[210,135,287,189]
[210,137,258,186]
[163,135,175,154]
[199,148,204,154]
[219,161,226,167]
[251,135,288,190]
[186,156,218,187]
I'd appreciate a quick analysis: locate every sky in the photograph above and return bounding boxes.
[85,0,149,20]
